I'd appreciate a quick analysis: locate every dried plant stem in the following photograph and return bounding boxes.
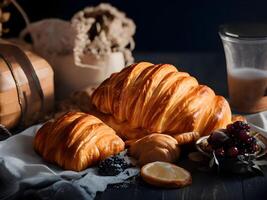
[10,0,30,26]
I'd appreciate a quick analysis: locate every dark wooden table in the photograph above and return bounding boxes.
[97,160,267,200]
[95,52,267,200]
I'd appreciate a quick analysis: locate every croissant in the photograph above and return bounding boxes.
[91,62,232,140]
[34,112,125,171]
[127,133,181,166]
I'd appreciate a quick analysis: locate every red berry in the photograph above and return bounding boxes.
[233,121,250,131]
[239,130,251,143]
[227,146,239,158]
[226,124,236,136]
[220,122,255,156]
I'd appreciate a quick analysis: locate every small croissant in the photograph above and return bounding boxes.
[127,134,181,166]
[127,132,200,166]
[34,112,125,171]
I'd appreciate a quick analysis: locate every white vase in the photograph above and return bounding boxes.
[46,52,125,99]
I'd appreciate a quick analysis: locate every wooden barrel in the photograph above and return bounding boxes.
[0,42,54,130]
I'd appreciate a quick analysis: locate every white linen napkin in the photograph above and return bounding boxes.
[246,111,267,138]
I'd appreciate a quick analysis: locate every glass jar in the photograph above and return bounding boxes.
[219,23,267,113]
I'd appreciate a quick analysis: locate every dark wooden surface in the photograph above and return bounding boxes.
[2,53,267,200]
[96,159,267,200]
[95,52,267,200]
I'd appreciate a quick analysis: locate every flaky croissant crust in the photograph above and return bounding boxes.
[127,133,181,166]
[34,112,125,171]
[91,62,232,139]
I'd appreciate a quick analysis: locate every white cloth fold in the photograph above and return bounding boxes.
[246,111,267,137]
[0,125,139,200]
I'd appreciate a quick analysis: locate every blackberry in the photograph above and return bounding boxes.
[98,154,131,176]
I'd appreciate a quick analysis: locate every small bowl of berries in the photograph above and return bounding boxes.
[196,121,267,175]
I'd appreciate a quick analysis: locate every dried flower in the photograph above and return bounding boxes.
[0,0,11,36]
[72,3,136,65]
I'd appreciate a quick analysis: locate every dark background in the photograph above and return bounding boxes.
[5,0,267,52]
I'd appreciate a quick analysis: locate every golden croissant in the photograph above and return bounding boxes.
[34,112,125,171]
[127,133,181,166]
[91,62,232,140]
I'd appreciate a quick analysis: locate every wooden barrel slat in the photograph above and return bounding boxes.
[0,42,54,130]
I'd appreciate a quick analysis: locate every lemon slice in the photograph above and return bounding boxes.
[141,161,192,188]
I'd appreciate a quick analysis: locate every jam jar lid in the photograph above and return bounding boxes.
[219,23,267,39]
